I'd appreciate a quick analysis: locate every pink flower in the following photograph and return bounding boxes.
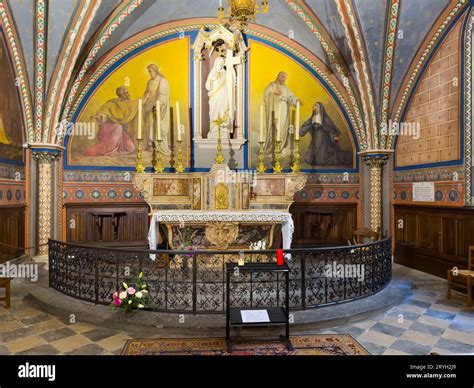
[114,298,122,306]
[112,292,118,300]
[127,287,136,295]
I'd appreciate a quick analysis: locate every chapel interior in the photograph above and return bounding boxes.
[0,0,473,357]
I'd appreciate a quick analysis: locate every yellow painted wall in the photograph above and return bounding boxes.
[248,40,353,168]
[70,37,190,167]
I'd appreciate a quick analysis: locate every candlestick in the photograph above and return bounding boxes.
[156,100,161,141]
[176,139,185,173]
[273,140,283,173]
[137,99,142,140]
[135,138,145,173]
[259,105,264,143]
[153,139,164,173]
[176,102,181,141]
[295,101,300,141]
[257,141,266,174]
[291,139,301,173]
[214,113,225,165]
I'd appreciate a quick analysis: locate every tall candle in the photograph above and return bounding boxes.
[176,101,182,141]
[276,103,281,142]
[295,101,300,141]
[156,100,161,141]
[137,99,142,139]
[259,105,264,142]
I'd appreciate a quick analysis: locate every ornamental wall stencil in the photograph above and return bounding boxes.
[0,0,33,142]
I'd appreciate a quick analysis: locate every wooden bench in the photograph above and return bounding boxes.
[447,246,474,307]
[0,277,12,309]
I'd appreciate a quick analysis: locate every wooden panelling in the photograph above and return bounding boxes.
[395,205,474,278]
[64,203,150,247]
[290,204,357,247]
[0,206,25,263]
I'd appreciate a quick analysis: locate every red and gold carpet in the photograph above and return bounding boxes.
[121,335,369,355]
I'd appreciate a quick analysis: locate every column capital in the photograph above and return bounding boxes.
[361,152,392,168]
[30,144,63,163]
[32,150,61,164]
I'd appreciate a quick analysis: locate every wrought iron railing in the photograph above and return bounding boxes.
[48,238,392,314]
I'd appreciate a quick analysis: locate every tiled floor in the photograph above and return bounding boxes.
[0,263,473,355]
[311,265,474,355]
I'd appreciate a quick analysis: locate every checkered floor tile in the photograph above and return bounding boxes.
[0,263,472,355]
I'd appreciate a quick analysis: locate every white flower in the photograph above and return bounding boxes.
[141,290,148,294]
[137,304,144,309]
[128,300,132,304]
[119,291,127,300]
[135,292,143,299]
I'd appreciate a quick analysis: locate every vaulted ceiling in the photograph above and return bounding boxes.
[2,0,469,148]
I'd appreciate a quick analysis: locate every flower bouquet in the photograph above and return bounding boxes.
[174,228,201,270]
[111,272,150,314]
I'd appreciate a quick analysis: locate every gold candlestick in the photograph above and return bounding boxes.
[213,114,226,165]
[176,139,185,173]
[257,141,266,174]
[135,138,145,173]
[154,140,164,173]
[291,139,301,173]
[273,140,283,173]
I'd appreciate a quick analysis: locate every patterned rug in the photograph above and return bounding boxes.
[121,335,369,355]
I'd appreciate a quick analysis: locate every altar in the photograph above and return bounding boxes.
[148,210,294,250]
[134,163,306,251]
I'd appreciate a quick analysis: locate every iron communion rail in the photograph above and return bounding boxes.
[48,238,392,314]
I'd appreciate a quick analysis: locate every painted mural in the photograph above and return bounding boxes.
[69,37,190,167]
[0,35,23,162]
[248,40,354,170]
[69,29,355,171]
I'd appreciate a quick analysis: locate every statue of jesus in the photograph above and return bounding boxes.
[205,56,235,139]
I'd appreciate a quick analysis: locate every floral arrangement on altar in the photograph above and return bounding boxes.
[111,272,150,314]
[175,228,201,253]
[174,228,202,270]
[249,239,266,250]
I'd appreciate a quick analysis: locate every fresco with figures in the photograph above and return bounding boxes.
[0,35,23,162]
[248,40,354,170]
[68,29,355,172]
[69,37,190,168]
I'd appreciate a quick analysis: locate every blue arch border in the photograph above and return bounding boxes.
[65,28,359,173]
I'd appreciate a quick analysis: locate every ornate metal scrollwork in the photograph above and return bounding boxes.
[48,238,392,314]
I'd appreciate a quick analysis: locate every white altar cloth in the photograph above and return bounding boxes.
[148,210,294,251]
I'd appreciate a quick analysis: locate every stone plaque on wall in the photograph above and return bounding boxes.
[413,182,435,202]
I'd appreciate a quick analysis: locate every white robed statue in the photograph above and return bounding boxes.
[206,56,236,139]
[264,71,301,158]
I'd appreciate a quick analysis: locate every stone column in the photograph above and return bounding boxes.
[362,154,389,233]
[32,150,60,255]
